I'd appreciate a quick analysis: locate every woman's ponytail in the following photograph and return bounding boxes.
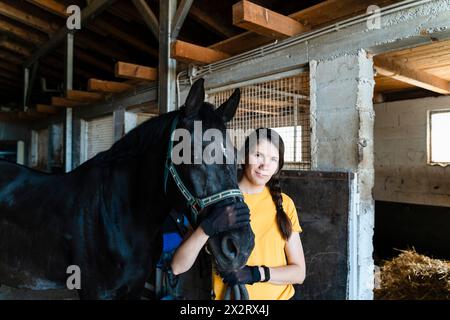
[268,176,292,241]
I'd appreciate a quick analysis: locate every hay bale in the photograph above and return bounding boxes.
[374,249,450,300]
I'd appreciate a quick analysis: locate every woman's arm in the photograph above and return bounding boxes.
[263,232,306,285]
[170,226,209,275]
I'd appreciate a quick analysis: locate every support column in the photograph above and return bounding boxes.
[113,108,125,142]
[23,68,29,111]
[310,50,375,300]
[158,0,177,114]
[17,141,25,165]
[64,32,74,172]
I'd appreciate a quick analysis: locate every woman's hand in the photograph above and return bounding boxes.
[199,199,250,236]
[219,265,262,286]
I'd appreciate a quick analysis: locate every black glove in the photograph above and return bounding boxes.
[220,266,261,286]
[199,199,250,236]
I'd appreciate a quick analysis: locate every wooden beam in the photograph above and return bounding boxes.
[210,0,400,55]
[65,90,104,103]
[115,62,158,81]
[0,1,59,34]
[93,19,158,57]
[0,76,20,87]
[0,70,18,81]
[171,40,231,64]
[132,0,159,40]
[189,5,236,38]
[25,0,67,17]
[0,19,47,45]
[24,0,132,62]
[73,48,113,73]
[0,38,32,56]
[374,55,450,94]
[51,97,84,108]
[171,0,194,40]
[88,79,133,93]
[18,110,47,120]
[36,104,59,114]
[24,0,117,68]
[0,49,24,64]
[0,60,20,72]
[76,34,130,63]
[232,0,310,39]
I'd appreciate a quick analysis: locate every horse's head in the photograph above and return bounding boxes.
[165,78,254,271]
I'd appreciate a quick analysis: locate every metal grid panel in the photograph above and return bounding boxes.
[208,73,311,170]
[37,128,49,170]
[87,115,114,160]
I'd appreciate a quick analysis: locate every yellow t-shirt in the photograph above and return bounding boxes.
[213,186,302,300]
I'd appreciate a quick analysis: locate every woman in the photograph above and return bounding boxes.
[170,128,306,300]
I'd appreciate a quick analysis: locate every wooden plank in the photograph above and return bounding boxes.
[66,90,104,103]
[0,60,20,72]
[25,0,131,62]
[94,19,158,58]
[374,55,450,94]
[88,79,133,93]
[18,110,47,120]
[74,48,113,73]
[115,62,157,81]
[0,19,47,45]
[232,0,310,39]
[24,0,117,68]
[51,97,85,108]
[132,0,159,40]
[0,1,59,34]
[0,76,20,87]
[0,38,32,56]
[25,0,67,17]
[0,49,24,64]
[36,104,59,114]
[0,70,17,80]
[171,40,231,64]
[189,5,236,38]
[211,0,401,55]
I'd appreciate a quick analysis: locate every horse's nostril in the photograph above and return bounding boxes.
[221,236,239,261]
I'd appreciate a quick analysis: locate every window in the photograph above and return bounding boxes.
[208,73,311,170]
[272,126,302,162]
[428,110,450,165]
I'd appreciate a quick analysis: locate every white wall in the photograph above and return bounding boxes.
[374,96,450,207]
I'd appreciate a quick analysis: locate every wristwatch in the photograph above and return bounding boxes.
[261,265,270,282]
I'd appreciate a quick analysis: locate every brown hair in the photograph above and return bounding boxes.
[239,128,292,240]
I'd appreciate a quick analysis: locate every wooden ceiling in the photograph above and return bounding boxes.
[374,38,450,101]
[2,0,447,120]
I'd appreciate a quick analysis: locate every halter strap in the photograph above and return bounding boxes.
[163,114,243,226]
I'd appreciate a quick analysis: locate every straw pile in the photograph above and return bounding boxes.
[374,249,450,300]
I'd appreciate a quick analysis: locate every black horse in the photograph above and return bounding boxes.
[0,79,255,299]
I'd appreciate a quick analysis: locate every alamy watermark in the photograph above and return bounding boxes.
[169,125,279,165]
[367,5,381,30]
[66,5,81,30]
[66,265,81,290]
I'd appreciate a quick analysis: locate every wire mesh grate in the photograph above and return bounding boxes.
[208,73,311,170]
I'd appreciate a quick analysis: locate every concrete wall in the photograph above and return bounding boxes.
[310,50,375,300]
[374,96,450,207]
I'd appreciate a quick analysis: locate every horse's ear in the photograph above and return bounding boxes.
[216,88,240,123]
[184,78,205,119]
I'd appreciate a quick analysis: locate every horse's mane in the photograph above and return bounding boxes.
[87,103,221,167]
[84,110,180,167]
